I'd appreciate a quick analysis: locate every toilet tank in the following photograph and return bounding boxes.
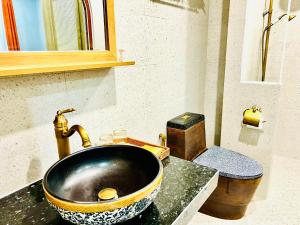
[167,112,206,161]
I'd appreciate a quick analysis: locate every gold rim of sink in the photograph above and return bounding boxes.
[43,171,163,213]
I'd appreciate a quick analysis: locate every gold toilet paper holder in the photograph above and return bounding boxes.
[243,105,265,127]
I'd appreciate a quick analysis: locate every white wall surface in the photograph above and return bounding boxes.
[204,0,300,200]
[241,0,288,82]
[203,0,229,147]
[0,0,209,197]
[221,0,282,199]
[274,0,300,160]
[240,0,265,82]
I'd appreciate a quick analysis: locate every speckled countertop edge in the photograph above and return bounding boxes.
[172,171,219,225]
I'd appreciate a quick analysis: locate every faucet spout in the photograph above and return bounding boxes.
[63,125,92,148]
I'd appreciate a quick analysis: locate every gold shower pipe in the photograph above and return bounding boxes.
[262,0,273,82]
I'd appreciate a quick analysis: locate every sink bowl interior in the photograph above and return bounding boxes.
[44,145,161,203]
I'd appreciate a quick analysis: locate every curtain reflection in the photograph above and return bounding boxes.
[90,0,104,50]
[0,0,103,51]
[78,0,88,50]
[1,0,19,50]
[42,0,57,50]
[83,0,93,50]
[52,0,81,50]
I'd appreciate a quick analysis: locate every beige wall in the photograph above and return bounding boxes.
[221,0,282,199]
[240,0,265,82]
[275,0,300,160]
[202,0,300,200]
[0,0,209,197]
[203,0,229,147]
[241,0,288,82]
[220,0,300,199]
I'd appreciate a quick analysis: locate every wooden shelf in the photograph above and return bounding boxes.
[0,60,135,77]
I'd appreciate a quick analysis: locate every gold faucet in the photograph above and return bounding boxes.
[54,108,92,159]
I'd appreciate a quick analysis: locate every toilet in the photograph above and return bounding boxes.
[194,146,263,220]
[167,113,263,220]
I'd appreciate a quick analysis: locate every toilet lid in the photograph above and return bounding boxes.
[193,146,263,179]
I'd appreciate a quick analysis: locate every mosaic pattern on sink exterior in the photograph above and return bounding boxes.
[48,187,160,225]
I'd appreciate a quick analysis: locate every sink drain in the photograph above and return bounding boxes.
[98,188,118,201]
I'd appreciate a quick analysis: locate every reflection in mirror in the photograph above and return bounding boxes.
[0,0,107,52]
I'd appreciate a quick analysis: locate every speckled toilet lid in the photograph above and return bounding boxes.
[193,146,263,179]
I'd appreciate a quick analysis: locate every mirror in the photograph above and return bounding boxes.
[0,0,135,77]
[0,0,107,52]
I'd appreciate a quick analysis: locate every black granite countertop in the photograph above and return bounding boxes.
[0,156,218,225]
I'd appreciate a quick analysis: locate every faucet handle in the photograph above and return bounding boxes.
[54,108,75,128]
[57,108,76,116]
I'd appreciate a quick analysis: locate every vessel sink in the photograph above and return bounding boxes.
[43,145,163,225]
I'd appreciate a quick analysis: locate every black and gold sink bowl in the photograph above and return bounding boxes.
[43,145,163,225]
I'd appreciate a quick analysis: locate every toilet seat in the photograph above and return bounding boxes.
[193,146,263,179]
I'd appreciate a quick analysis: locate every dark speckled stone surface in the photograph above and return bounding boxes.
[0,156,217,225]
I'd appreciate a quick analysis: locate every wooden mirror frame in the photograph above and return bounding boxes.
[0,0,134,77]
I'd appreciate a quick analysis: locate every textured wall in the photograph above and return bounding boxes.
[241,0,287,82]
[204,0,299,200]
[203,0,229,147]
[221,0,282,199]
[275,0,300,160]
[0,0,209,197]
